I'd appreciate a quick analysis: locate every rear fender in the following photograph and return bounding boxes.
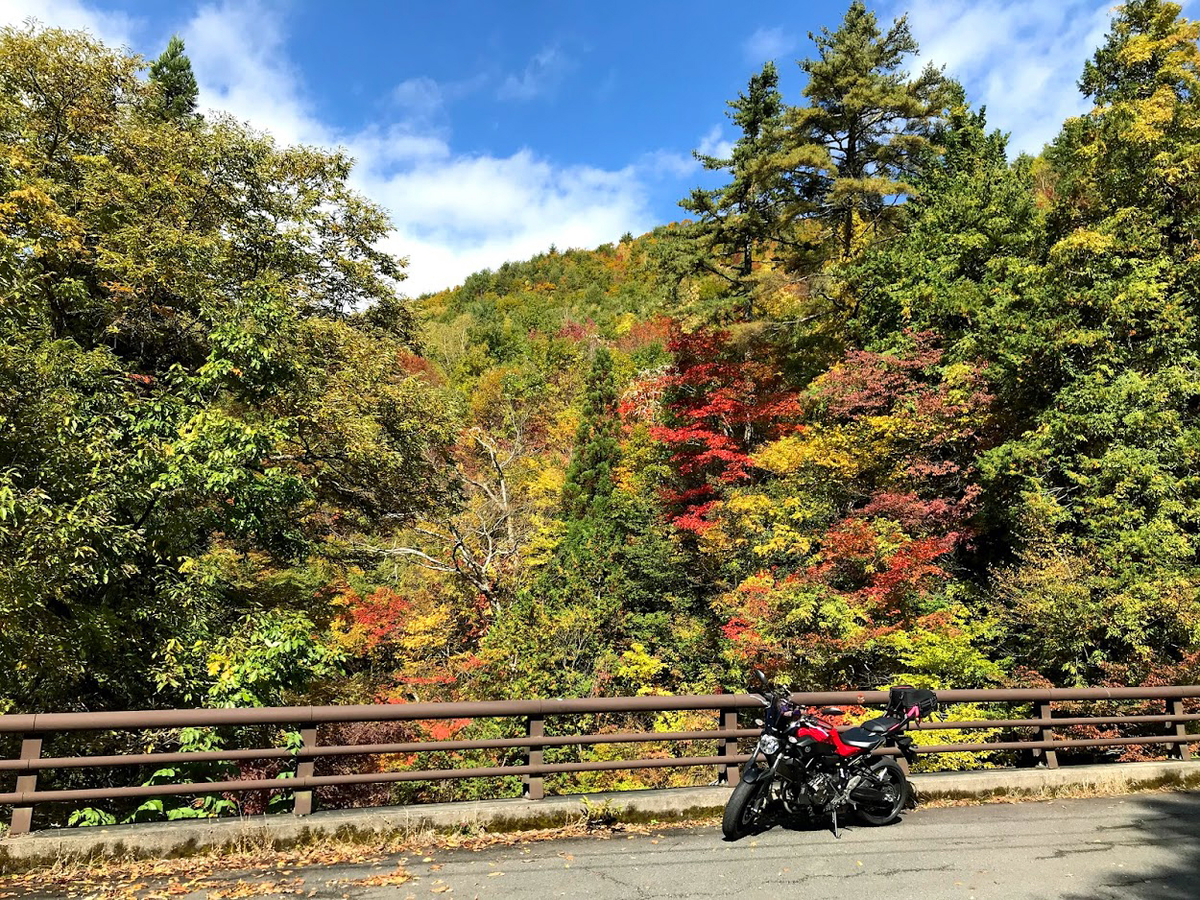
[891,735,918,765]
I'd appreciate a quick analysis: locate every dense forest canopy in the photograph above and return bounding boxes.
[3,0,1200,725]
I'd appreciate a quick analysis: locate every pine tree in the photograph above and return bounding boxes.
[562,346,621,518]
[781,1,947,261]
[679,63,790,320]
[148,35,198,121]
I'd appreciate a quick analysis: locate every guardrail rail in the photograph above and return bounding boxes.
[2,686,1197,836]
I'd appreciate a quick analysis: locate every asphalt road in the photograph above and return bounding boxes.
[14,791,1200,899]
[308,792,1200,900]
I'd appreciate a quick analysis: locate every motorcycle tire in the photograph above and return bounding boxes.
[722,775,770,840]
[855,758,908,826]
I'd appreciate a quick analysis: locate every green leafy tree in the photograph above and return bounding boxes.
[0,25,452,712]
[843,88,1043,362]
[982,1,1200,682]
[206,610,346,708]
[1061,0,1200,255]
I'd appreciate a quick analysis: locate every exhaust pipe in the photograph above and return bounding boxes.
[849,785,887,805]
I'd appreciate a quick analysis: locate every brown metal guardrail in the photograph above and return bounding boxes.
[1,686,1197,836]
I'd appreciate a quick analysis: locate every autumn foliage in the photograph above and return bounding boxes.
[650,327,802,532]
[7,0,1200,815]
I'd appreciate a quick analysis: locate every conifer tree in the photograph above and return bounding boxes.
[148,35,198,120]
[781,1,947,261]
[562,346,621,518]
[679,63,790,320]
[844,85,1037,348]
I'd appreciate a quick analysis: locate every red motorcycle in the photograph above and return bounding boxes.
[722,671,937,840]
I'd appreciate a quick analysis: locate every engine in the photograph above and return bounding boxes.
[783,771,837,813]
[805,772,837,808]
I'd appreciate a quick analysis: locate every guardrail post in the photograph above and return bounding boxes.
[523,714,544,800]
[1168,699,1191,761]
[1038,701,1058,769]
[293,726,317,816]
[10,733,43,836]
[718,709,740,787]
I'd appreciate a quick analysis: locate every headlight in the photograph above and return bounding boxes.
[759,734,780,755]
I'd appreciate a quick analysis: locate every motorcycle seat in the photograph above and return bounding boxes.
[840,715,907,750]
[861,715,906,734]
[839,726,887,749]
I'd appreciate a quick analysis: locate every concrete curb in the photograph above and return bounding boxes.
[2,760,1198,871]
[909,759,1200,800]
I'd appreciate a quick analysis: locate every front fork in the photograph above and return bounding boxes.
[741,743,785,784]
[738,746,783,826]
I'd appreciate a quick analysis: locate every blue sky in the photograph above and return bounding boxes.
[0,0,1144,294]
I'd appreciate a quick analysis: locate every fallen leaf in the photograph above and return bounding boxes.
[347,866,412,888]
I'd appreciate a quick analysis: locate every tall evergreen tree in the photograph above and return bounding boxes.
[148,35,198,120]
[562,346,621,518]
[679,63,790,320]
[781,1,947,261]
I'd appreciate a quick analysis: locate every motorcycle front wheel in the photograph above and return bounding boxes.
[855,758,908,826]
[722,773,771,840]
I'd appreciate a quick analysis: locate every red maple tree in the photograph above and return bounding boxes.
[650,325,802,532]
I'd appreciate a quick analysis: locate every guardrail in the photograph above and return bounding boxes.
[2,686,1197,836]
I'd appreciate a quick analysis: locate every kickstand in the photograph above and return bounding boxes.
[831,808,840,839]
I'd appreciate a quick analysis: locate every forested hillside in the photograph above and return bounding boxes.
[4,0,1200,728]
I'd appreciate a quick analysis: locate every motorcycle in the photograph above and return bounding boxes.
[722,670,937,840]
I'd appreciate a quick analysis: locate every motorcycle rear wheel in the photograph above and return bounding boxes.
[722,774,771,840]
[855,758,908,826]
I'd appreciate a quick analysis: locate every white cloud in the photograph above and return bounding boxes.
[392,76,445,122]
[184,1,330,148]
[372,153,652,293]
[696,125,735,160]
[0,0,136,47]
[743,25,795,63]
[637,148,697,179]
[497,44,570,102]
[895,0,1114,154]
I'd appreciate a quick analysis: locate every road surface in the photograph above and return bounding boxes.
[312,792,1200,900]
[16,791,1200,899]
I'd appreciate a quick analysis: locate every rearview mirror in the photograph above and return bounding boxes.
[752,669,770,691]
